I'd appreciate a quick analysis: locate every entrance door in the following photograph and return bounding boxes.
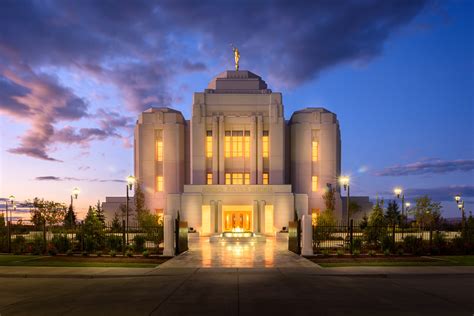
[223,210,252,231]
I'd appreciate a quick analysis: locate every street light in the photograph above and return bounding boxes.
[7,195,15,223]
[455,194,465,231]
[339,176,350,228]
[394,187,405,239]
[69,187,80,227]
[126,175,136,244]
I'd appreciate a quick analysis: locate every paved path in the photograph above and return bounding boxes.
[159,236,315,268]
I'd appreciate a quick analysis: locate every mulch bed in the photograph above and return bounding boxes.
[38,255,171,264]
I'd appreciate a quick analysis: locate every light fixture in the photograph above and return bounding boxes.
[455,194,461,203]
[72,187,80,199]
[457,203,463,210]
[339,176,349,190]
[127,175,135,190]
[394,187,402,198]
[405,202,411,208]
[8,195,15,204]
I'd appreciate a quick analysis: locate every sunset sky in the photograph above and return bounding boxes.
[0,0,472,220]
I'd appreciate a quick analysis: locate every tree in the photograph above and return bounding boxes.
[64,204,77,228]
[314,187,338,246]
[96,200,105,226]
[413,195,442,229]
[31,198,67,228]
[364,198,387,246]
[385,200,400,226]
[80,206,105,252]
[111,212,122,232]
[134,182,146,216]
[322,186,336,213]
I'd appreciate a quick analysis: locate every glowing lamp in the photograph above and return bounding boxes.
[72,187,80,199]
[127,175,135,190]
[454,194,461,203]
[394,187,402,198]
[339,176,350,190]
[8,195,15,204]
[405,202,411,208]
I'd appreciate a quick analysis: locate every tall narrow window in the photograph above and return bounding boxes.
[232,131,243,157]
[244,131,250,158]
[312,141,318,162]
[155,130,163,161]
[312,176,318,192]
[244,173,250,185]
[206,173,213,185]
[225,173,231,184]
[206,131,213,158]
[262,131,269,158]
[156,176,164,192]
[225,131,231,158]
[263,172,269,185]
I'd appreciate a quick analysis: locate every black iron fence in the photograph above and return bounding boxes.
[313,220,474,255]
[0,221,164,255]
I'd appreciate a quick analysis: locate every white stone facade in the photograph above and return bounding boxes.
[132,70,342,235]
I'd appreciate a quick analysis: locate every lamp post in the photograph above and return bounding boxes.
[394,187,404,239]
[339,176,350,227]
[126,175,135,244]
[6,195,14,252]
[7,195,15,223]
[70,187,80,227]
[455,194,465,232]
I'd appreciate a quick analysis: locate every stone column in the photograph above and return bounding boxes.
[210,200,216,234]
[257,115,263,184]
[212,116,219,184]
[163,215,175,256]
[252,200,258,232]
[218,116,225,184]
[301,214,313,256]
[250,116,257,184]
[258,200,266,234]
[217,200,223,233]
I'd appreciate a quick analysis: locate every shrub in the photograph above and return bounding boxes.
[397,248,404,256]
[432,231,447,251]
[142,250,150,258]
[352,249,360,256]
[12,236,27,254]
[403,235,424,255]
[96,250,103,257]
[381,235,394,253]
[352,238,363,251]
[110,250,117,257]
[125,250,133,257]
[133,235,146,253]
[66,249,73,256]
[82,251,89,257]
[336,249,344,257]
[30,235,45,255]
[52,234,70,253]
[368,250,376,256]
[383,249,391,256]
[106,235,123,252]
[47,243,58,256]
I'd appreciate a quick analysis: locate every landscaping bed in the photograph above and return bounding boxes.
[305,255,474,267]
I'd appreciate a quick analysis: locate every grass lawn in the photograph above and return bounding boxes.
[311,256,474,267]
[0,254,169,268]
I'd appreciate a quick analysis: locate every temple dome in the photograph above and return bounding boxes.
[205,70,271,94]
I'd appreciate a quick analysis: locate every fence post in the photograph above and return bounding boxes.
[43,220,47,254]
[429,225,433,249]
[392,224,396,246]
[80,221,84,252]
[349,219,353,254]
[122,220,126,255]
[7,220,11,253]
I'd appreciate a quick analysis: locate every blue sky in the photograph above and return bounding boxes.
[0,0,472,219]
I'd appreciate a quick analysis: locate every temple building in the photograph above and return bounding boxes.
[126,69,344,235]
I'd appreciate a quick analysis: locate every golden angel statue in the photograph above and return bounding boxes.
[232,45,240,71]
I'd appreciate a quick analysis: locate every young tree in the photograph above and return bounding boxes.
[31,198,67,228]
[385,200,400,226]
[64,204,77,228]
[413,195,442,229]
[134,182,146,216]
[96,200,105,226]
[80,206,105,252]
[364,198,387,246]
[322,186,336,213]
[111,212,122,232]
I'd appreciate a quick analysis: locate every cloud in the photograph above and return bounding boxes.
[376,159,474,176]
[35,176,126,183]
[0,0,428,159]
[404,185,474,202]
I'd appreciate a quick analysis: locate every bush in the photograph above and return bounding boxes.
[47,243,58,256]
[12,236,27,254]
[96,250,103,257]
[133,235,146,253]
[381,235,394,253]
[66,249,73,256]
[352,238,363,251]
[52,234,70,253]
[82,251,89,257]
[352,249,360,256]
[403,235,424,255]
[30,235,45,255]
[110,250,117,257]
[125,250,133,257]
[397,247,404,256]
[106,235,123,252]
[383,249,391,256]
[142,250,150,258]
[336,249,344,257]
[432,231,447,251]
[368,250,376,256]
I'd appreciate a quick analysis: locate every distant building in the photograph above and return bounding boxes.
[341,196,373,223]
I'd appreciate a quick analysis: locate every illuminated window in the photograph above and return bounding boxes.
[262,131,269,158]
[312,141,318,162]
[312,176,318,192]
[206,131,212,158]
[311,209,320,226]
[225,131,231,158]
[232,173,243,185]
[206,173,213,185]
[263,172,269,185]
[244,173,250,185]
[244,131,250,158]
[232,131,243,157]
[155,209,164,224]
[155,140,163,161]
[225,173,231,184]
[156,176,163,192]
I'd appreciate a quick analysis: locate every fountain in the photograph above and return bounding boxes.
[210,227,266,243]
